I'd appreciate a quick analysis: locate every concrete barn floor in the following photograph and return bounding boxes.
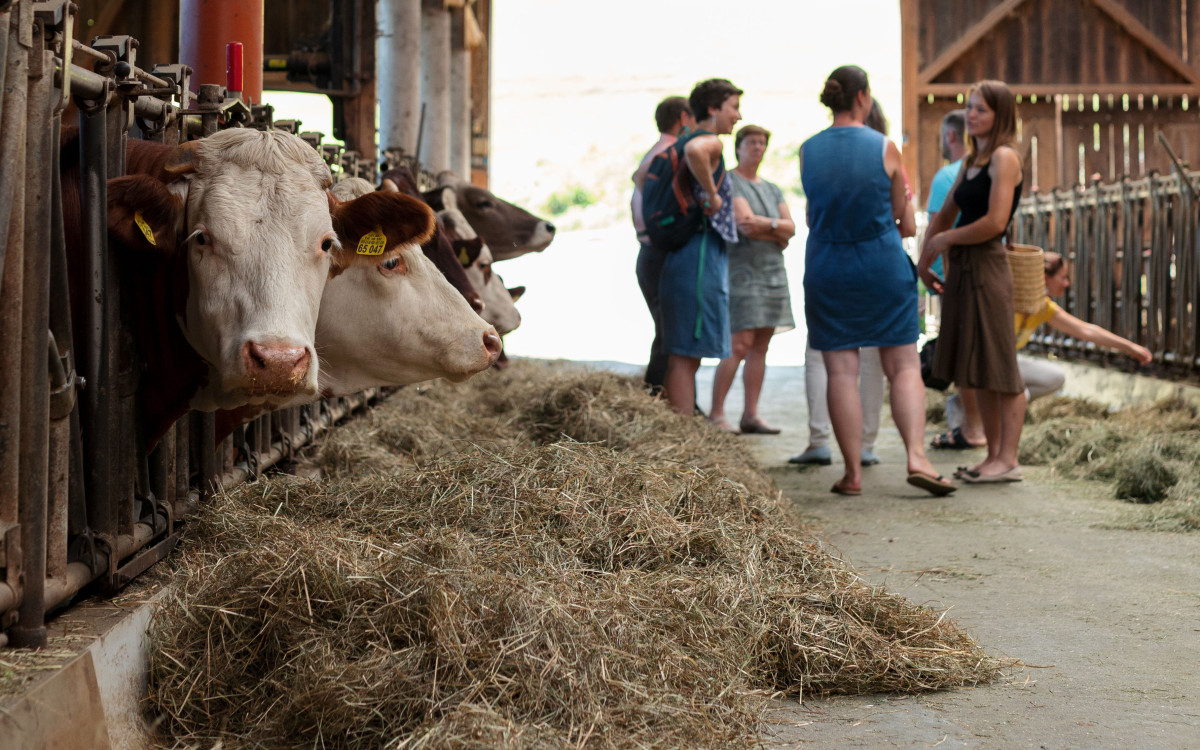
[692,365,1200,750]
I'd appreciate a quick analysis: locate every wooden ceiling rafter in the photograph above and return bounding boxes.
[917,0,1031,86]
[1087,0,1200,84]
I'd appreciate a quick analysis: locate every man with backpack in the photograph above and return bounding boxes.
[645,78,742,417]
[632,96,695,396]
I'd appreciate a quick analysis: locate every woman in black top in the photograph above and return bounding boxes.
[917,80,1026,484]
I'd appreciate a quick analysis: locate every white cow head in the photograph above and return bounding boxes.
[108,129,403,412]
[313,178,502,393]
[437,195,523,336]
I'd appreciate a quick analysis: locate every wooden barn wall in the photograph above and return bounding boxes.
[906,0,1200,205]
[470,0,491,187]
[71,1,180,67]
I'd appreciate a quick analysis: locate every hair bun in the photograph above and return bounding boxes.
[819,79,844,109]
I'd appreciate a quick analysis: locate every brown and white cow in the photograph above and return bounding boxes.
[317,178,501,392]
[437,198,522,336]
[62,127,403,443]
[424,171,556,261]
[379,167,484,312]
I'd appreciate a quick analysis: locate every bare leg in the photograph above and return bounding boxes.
[740,328,774,427]
[879,344,941,479]
[665,354,701,417]
[710,329,753,425]
[823,348,863,490]
[973,388,1026,476]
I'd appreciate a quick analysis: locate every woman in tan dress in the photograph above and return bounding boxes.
[917,80,1025,483]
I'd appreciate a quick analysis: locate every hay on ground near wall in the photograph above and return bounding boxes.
[1019,395,1200,527]
[148,361,998,748]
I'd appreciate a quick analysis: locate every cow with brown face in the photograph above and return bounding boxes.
[62,127,399,443]
[436,192,522,337]
[379,166,484,313]
[425,171,556,261]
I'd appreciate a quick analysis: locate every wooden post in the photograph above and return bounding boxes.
[901,0,922,206]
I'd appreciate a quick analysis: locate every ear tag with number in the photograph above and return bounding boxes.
[457,246,471,267]
[356,226,387,256]
[134,211,156,246]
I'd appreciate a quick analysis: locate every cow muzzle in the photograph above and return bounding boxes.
[239,339,314,395]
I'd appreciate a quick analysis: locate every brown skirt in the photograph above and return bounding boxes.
[932,237,1023,394]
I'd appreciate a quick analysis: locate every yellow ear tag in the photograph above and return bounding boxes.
[134,211,156,246]
[356,226,387,256]
[457,247,470,266]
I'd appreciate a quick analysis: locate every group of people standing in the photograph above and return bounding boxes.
[632,66,1152,497]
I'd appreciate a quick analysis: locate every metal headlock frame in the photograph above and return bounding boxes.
[0,0,432,647]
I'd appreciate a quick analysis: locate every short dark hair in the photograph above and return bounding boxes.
[654,96,692,133]
[819,65,869,113]
[941,109,966,159]
[735,124,771,151]
[688,78,743,122]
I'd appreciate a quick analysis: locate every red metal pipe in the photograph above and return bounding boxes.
[227,41,243,95]
[179,0,263,104]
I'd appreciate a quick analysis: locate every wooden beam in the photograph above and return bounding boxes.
[91,0,129,41]
[901,0,921,203]
[917,0,1030,85]
[919,82,1200,97]
[1087,0,1200,85]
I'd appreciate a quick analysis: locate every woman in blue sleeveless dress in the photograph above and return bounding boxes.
[801,65,953,497]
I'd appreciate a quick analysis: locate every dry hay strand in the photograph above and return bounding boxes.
[149,362,998,748]
[1020,395,1200,510]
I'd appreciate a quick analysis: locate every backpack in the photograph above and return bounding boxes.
[641,129,719,252]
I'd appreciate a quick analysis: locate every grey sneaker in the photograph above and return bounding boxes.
[861,449,880,466]
[788,445,832,465]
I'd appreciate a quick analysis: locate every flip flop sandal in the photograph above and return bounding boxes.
[962,467,1024,484]
[740,419,781,435]
[906,472,957,496]
[930,427,983,450]
[831,480,862,496]
[953,466,979,480]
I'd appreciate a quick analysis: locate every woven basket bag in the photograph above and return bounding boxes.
[1007,243,1047,315]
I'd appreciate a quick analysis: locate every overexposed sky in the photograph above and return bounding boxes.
[490,1,904,367]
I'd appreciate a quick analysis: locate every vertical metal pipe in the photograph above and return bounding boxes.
[78,97,118,563]
[12,43,54,649]
[0,7,27,582]
[378,0,422,154]
[419,0,451,171]
[48,96,72,582]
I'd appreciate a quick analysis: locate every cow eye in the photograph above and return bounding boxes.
[320,238,334,252]
[194,231,207,246]
[382,257,401,271]
[475,199,494,210]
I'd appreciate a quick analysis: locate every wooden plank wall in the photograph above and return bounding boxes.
[908,0,1200,204]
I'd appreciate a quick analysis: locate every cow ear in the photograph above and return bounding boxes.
[163,139,201,175]
[421,185,449,211]
[507,285,526,303]
[106,175,182,252]
[455,237,483,267]
[329,191,436,270]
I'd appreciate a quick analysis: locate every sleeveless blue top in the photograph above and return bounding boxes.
[800,126,918,350]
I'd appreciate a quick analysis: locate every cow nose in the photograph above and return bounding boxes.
[544,221,556,235]
[483,330,503,363]
[468,293,485,314]
[242,340,312,389]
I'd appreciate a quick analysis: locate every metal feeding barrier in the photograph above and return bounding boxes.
[1011,155,1200,379]
[0,0,427,647]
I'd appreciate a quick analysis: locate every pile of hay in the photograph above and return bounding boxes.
[1020,395,1200,528]
[148,361,997,748]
